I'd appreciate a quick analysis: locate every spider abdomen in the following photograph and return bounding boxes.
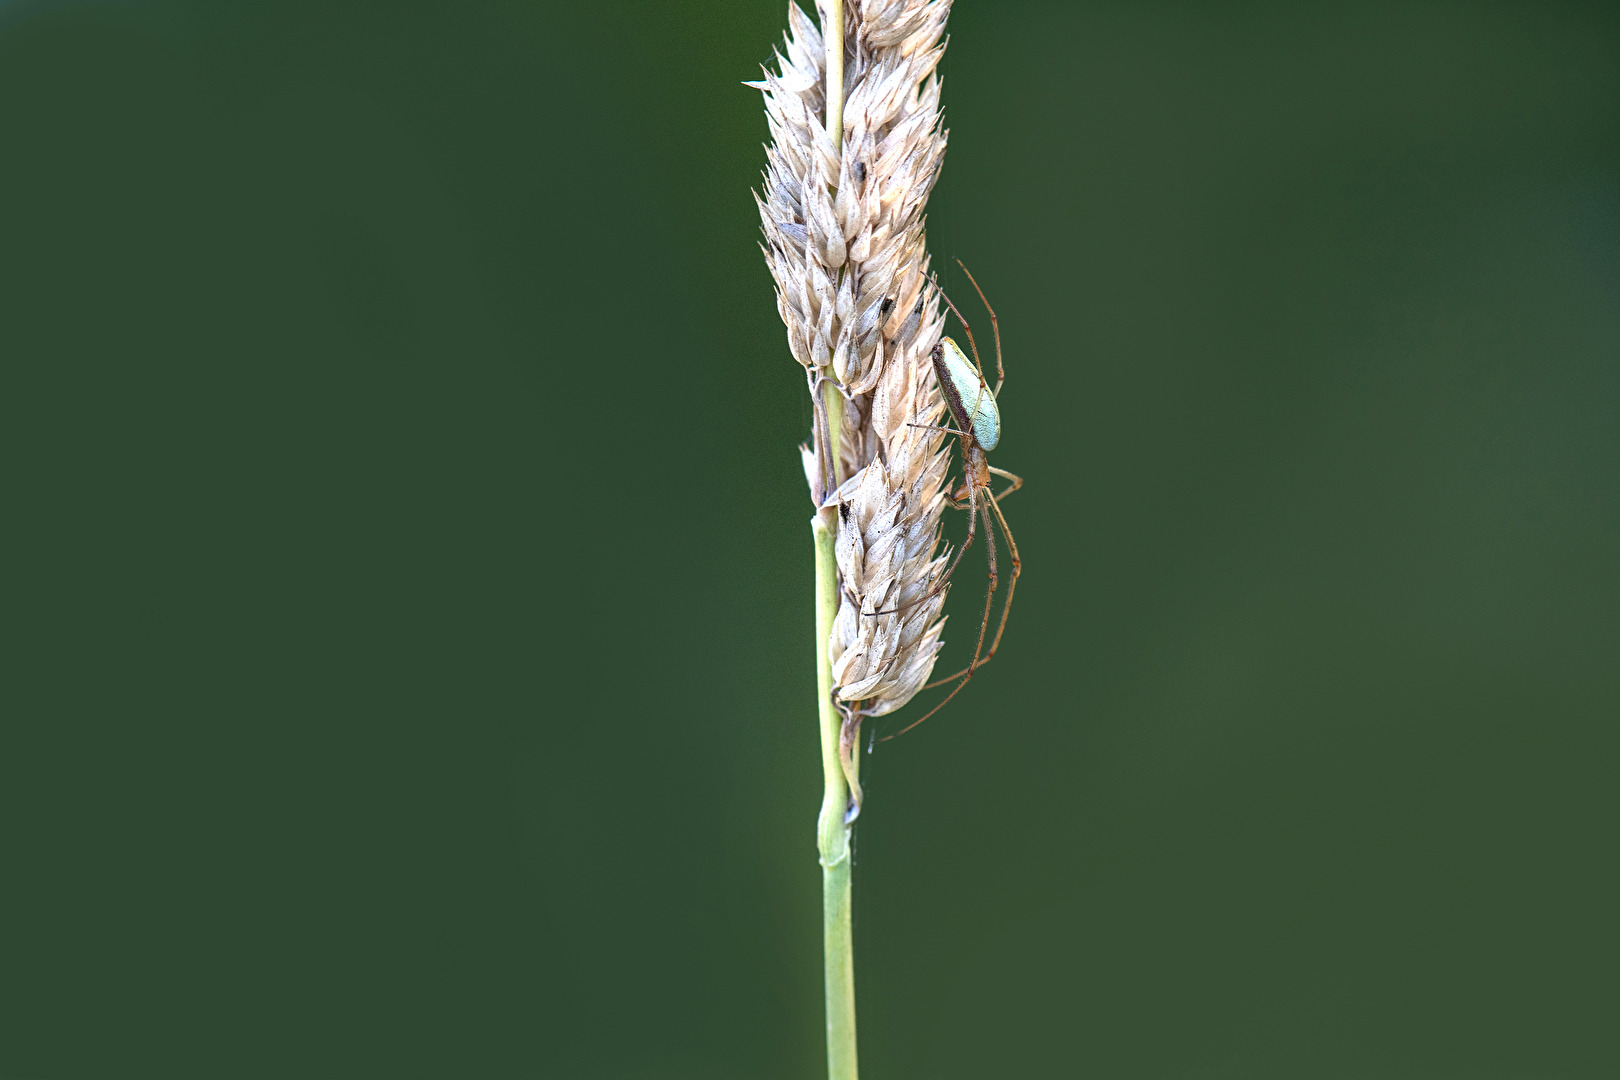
[932,336,1001,450]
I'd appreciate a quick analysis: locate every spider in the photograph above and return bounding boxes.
[879,261,1023,740]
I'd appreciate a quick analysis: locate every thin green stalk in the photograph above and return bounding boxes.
[812,512,857,1080]
[818,5,857,1079]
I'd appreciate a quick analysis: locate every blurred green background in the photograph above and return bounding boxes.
[5,1,1618,1077]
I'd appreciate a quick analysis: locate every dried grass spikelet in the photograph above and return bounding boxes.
[753,0,953,718]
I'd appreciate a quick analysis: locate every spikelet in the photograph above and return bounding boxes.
[754,0,953,718]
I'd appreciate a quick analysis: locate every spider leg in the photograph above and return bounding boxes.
[931,275,984,384]
[932,275,994,434]
[988,466,1023,503]
[978,491,1021,664]
[954,260,1004,397]
[883,485,998,741]
[907,422,971,438]
[923,483,1021,687]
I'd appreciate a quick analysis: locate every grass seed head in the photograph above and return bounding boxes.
[755,0,954,715]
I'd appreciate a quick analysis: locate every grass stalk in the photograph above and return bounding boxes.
[756,1,954,1075]
[818,9,857,1076]
[813,511,858,1080]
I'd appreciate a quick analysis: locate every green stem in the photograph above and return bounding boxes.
[812,512,857,1080]
[819,5,856,1079]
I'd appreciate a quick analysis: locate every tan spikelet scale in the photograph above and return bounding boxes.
[755,0,954,715]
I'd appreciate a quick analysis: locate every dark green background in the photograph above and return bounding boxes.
[5,2,1618,1076]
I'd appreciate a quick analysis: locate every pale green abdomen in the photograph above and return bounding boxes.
[935,336,1000,450]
